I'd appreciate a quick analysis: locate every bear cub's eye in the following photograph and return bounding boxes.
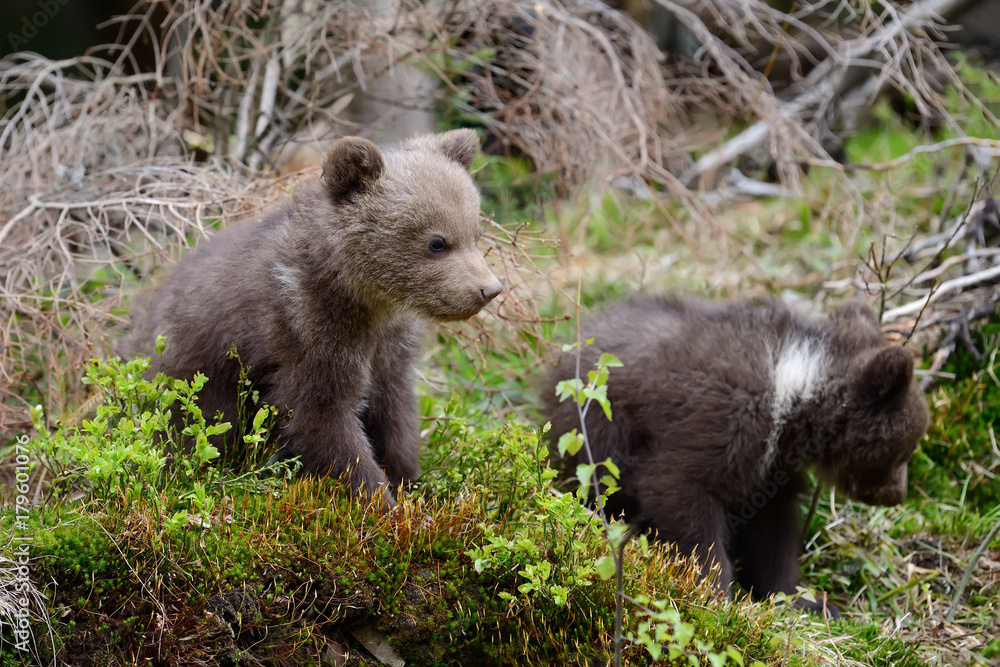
[428,236,448,253]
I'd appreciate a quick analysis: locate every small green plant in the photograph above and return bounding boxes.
[223,344,284,472]
[553,342,623,504]
[30,338,290,526]
[629,596,751,667]
[464,419,604,608]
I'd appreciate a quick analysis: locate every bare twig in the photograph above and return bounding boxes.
[678,0,975,184]
[849,137,1000,173]
[881,264,1000,322]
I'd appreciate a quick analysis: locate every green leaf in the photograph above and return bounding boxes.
[597,352,623,369]
[602,457,620,479]
[557,430,584,457]
[595,555,616,580]
[198,443,220,461]
[599,474,619,493]
[606,521,628,548]
[555,378,584,405]
[674,621,694,649]
[205,422,232,437]
[586,367,607,387]
[582,384,612,420]
[252,407,269,431]
[582,384,608,402]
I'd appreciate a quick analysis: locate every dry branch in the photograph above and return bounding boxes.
[882,264,1000,321]
[677,0,976,185]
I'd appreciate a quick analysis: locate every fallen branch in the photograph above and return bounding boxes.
[679,0,976,185]
[849,137,1000,173]
[881,264,1000,322]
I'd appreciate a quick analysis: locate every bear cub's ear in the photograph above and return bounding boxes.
[856,346,914,405]
[322,137,385,201]
[430,128,480,171]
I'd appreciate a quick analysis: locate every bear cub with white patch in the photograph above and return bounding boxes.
[128,130,502,503]
[545,296,929,613]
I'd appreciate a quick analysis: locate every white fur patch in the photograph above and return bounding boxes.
[773,338,827,408]
[760,336,828,476]
[273,263,300,296]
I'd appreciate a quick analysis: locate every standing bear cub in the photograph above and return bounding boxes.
[129,130,502,503]
[545,296,929,612]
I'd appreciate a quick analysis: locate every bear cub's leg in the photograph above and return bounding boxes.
[729,480,841,618]
[263,356,395,503]
[638,473,735,591]
[361,323,422,489]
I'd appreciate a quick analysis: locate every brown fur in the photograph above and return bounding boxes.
[544,296,930,613]
[128,130,502,503]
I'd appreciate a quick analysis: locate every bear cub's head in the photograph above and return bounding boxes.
[815,302,930,507]
[320,129,503,321]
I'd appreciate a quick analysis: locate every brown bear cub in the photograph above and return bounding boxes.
[128,130,502,503]
[545,296,929,614]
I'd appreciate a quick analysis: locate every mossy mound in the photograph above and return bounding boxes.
[5,404,821,666]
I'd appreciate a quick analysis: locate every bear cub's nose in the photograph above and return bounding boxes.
[482,280,503,302]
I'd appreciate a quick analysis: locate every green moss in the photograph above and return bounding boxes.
[29,514,117,596]
[829,622,929,667]
[12,404,830,666]
[909,322,1000,517]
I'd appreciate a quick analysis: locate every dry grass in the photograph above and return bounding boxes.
[0,548,54,660]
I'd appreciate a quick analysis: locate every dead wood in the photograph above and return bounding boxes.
[677,0,982,186]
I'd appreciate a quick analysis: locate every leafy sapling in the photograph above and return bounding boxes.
[555,340,636,665]
[554,341,624,506]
